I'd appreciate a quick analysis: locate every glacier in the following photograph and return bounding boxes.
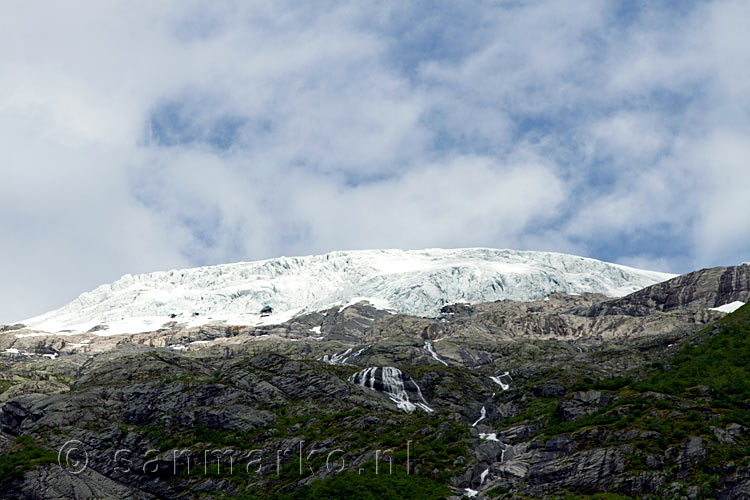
[19,248,674,335]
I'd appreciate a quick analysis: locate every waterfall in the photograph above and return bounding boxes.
[347,366,432,413]
[490,371,512,391]
[323,345,369,366]
[322,347,352,365]
[348,366,378,389]
[472,406,487,427]
[423,341,448,366]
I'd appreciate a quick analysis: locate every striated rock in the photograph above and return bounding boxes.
[621,471,667,495]
[556,390,616,422]
[0,465,155,500]
[0,260,748,499]
[717,466,750,500]
[528,446,628,492]
[532,383,565,398]
[588,265,750,317]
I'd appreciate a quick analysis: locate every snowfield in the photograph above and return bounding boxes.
[710,301,745,314]
[19,248,674,335]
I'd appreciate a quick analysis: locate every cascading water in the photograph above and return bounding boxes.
[472,406,487,427]
[348,366,432,413]
[348,366,378,389]
[321,345,369,366]
[321,347,352,365]
[490,371,512,391]
[480,468,489,486]
[423,341,448,366]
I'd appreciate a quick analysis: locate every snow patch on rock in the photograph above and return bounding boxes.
[710,301,745,314]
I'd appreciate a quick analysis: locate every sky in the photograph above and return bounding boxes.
[1,1,749,323]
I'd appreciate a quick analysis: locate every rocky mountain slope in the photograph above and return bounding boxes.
[0,260,748,499]
[587,265,750,317]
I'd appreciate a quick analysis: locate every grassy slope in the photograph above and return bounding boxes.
[517,304,750,499]
[0,436,57,484]
[251,305,750,499]
[2,305,747,498]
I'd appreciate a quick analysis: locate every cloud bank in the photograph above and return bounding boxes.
[1,1,748,322]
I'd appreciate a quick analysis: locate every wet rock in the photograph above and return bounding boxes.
[473,440,506,462]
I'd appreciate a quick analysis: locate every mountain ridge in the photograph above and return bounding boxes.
[19,248,674,335]
[2,260,750,499]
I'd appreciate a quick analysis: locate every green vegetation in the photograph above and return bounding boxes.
[501,302,750,496]
[0,380,13,395]
[556,494,638,500]
[6,304,748,498]
[129,304,750,497]
[270,466,451,500]
[0,435,58,483]
[485,484,510,497]
[131,405,470,498]
[634,303,750,413]
[132,422,271,451]
[263,412,469,495]
[571,376,633,392]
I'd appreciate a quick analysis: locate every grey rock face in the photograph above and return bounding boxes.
[5,266,739,364]
[589,265,750,317]
[1,262,748,499]
[3,465,155,500]
[528,446,628,493]
[716,466,750,500]
[680,436,706,466]
[532,383,565,398]
[0,324,26,332]
[556,390,616,422]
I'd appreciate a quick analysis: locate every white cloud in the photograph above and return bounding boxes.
[0,1,748,322]
[688,132,750,263]
[585,112,671,164]
[285,157,566,253]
